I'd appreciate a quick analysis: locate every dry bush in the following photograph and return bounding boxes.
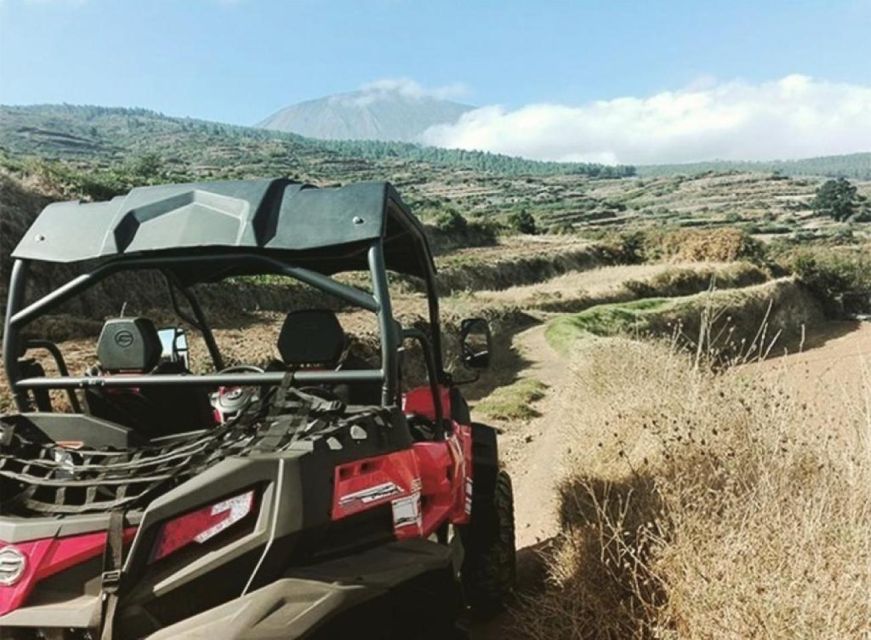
[652,228,764,263]
[622,262,768,300]
[517,338,870,639]
[434,244,620,295]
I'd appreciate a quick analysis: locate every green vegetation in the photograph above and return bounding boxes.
[475,378,548,421]
[0,104,633,179]
[316,138,635,178]
[812,177,864,221]
[546,297,670,351]
[507,209,538,234]
[434,209,469,233]
[784,246,871,315]
[546,279,824,357]
[3,104,870,245]
[638,152,871,180]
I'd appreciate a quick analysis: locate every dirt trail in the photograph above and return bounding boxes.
[750,320,871,434]
[495,323,571,548]
[469,322,574,639]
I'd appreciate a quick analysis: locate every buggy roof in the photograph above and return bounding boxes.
[12,178,436,281]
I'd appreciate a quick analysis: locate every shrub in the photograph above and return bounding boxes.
[653,227,765,263]
[596,230,645,264]
[508,209,538,234]
[853,208,871,223]
[787,247,871,315]
[434,209,469,234]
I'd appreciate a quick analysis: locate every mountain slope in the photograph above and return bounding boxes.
[0,104,632,178]
[257,89,473,141]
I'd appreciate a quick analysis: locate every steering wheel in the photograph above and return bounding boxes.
[212,365,266,421]
[217,365,265,375]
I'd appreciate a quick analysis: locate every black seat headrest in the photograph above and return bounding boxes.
[278,310,345,367]
[97,317,162,373]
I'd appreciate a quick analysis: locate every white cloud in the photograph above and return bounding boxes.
[334,78,469,107]
[421,75,871,165]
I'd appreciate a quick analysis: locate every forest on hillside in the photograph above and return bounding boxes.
[639,153,871,180]
[0,104,634,178]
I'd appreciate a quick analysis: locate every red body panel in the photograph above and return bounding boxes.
[331,384,472,539]
[0,528,136,616]
[332,449,423,538]
[2,385,474,618]
[403,385,452,422]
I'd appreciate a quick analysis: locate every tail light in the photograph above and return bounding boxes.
[149,490,256,563]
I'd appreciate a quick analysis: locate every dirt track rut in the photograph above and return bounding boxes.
[498,324,570,549]
[469,322,573,638]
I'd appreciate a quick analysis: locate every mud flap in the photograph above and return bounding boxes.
[144,539,463,640]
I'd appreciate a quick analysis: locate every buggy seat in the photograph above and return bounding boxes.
[276,310,381,405]
[84,317,214,438]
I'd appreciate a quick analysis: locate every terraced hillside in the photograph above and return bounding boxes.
[1,103,868,639]
[2,105,869,244]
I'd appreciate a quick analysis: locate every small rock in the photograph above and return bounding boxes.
[524,434,534,443]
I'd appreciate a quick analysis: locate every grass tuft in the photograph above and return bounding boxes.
[475,378,549,421]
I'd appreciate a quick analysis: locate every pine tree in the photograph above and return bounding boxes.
[812,178,858,221]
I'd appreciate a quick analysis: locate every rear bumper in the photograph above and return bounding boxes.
[0,539,461,639]
[146,538,462,639]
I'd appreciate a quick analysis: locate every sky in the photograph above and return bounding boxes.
[1,0,870,164]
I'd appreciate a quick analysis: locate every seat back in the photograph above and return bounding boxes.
[278,310,346,368]
[276,310,383,405]
[85,318,214,437]
[96,317,163,373]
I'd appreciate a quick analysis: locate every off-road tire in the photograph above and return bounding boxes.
[460,469,516,614]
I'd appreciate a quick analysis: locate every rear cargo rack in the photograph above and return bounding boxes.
[0,426,249,515]
[0,388,391,516]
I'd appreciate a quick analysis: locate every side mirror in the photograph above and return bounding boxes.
[460,318,492,369]
[158,327,190,369]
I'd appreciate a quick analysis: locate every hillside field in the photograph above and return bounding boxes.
[0,104,869,639]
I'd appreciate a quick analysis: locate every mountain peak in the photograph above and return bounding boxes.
[256,84,474,142]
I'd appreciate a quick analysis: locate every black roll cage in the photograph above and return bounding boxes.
[3,240,447,424]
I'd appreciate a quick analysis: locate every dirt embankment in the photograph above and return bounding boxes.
[547,277,825,360]
[473,318,870,640]
[433,239,628,295]
[476,261,769,313]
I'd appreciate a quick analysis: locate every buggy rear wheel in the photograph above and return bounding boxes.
[460,469,516,614]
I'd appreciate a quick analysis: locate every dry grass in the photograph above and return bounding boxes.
[476,261,768,314]
[516,337,870,639]
[652,227,764,262]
